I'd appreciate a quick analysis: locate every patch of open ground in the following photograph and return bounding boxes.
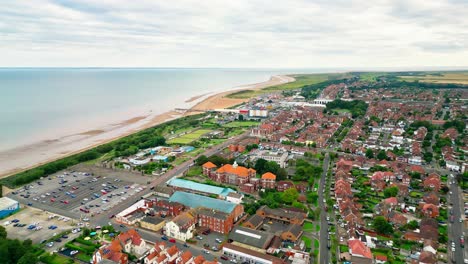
[400,72,468,84]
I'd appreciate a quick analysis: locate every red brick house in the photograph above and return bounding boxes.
[261,172,276,189]
[202,162,217,177]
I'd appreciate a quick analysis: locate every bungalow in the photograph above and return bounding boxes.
[423,174,441,191]
[420,203,439,218]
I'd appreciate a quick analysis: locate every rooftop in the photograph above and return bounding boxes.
[168,178,235,197]
[0,197,18,209]
[228,226,274,249]
[169,191,237,214]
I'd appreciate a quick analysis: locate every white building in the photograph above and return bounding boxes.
[165,211,196,241]
[0,197,20,218]
[408,156,422,165]
[226,192,244,204]
[251,150,289,168]
[446,160,460,172]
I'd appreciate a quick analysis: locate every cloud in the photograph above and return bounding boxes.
[0,0,467,67]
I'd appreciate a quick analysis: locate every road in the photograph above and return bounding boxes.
[448,174,466,264]
[317,153,330,264]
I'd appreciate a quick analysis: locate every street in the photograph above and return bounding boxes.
[448,174,466,264]
[318,153,330,264]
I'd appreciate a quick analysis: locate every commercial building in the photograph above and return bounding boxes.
[228,226,274,252]
[0,197,19,218]
[167,178,236,198]
[251,150,289,168]
[169,191,244,234]
[222,244,284,264]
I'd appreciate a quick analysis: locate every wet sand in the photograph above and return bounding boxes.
[0,75,294,179]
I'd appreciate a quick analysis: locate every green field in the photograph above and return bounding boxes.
[227,73,350,99]
[167,129,212,144]
[223,121,260,128]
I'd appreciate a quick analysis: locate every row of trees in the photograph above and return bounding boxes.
[0,226,39,264]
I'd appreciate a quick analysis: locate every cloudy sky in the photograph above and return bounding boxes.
[1,0,467,68]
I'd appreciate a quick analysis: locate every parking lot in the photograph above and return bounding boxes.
[1,207,74,243]
[9,168,146,220]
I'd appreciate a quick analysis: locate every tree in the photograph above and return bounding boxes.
[17,252,37,264]
[281,188,299,204]
[384,186,399,198]
[0,226,6,239]
[0,183,2,198]
[377,150,388,161]
[254,159,268,174]
[365,149,374,159]
[373,216,393,235]
[195,155,209,166]
[406,220,419,230]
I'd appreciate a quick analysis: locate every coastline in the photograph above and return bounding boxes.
[0,74,295,179]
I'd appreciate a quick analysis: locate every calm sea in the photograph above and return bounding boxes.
[0,68,329,151]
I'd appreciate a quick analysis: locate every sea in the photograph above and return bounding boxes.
[0,68,332,151]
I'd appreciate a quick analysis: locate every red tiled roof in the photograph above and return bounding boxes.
[202,162,217,169]
[217,164,256,177]
[348,239,373,259]
[261,172,276,180]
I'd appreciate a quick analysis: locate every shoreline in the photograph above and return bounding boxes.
[0,74,295,179]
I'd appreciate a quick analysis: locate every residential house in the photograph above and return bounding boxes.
[165,211,197,241]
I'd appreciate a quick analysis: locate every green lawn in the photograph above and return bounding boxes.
[40,253,80,264]
[167,129,212,144]
[223,121,260,128]
[302,236,312,248]
[314,239,319,249]
[316,224,321,232]
[303,222,314,232]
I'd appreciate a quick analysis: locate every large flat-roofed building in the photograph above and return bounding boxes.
[0,197,20,218]
[222,243,284,264]
[167,178,236,198]
[228,226,274,252]
[169,191,243,221]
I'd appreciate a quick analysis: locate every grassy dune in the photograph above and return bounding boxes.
[399,72,468,84]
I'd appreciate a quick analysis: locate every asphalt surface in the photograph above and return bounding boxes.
[318,153,330,264]
[448,174,466,264]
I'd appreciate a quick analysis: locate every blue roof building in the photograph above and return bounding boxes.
[168,178,235,197]
[169,191,237,214]
[0,197,20,218]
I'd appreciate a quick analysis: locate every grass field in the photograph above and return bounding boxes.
[227,73,350,99]
[303,222,314,232]
[223,121,260,128]
[302,236,312,248]
[167,129,212,144]
[399,72,468,84]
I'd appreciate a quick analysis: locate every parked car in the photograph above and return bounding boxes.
[221,256,229,261]
[169,238,176,243]
[161,236,168,241]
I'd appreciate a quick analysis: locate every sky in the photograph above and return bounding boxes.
[1,0,467,68]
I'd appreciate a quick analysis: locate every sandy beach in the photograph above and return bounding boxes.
[0,74,294,179]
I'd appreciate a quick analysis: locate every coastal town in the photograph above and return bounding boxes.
[0,72,467,264]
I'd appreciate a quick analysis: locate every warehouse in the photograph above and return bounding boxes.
[0,197,20,218]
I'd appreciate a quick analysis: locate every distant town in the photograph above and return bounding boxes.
[0,71,467,264]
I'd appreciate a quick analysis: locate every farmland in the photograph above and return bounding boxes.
[399,72,468,84]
